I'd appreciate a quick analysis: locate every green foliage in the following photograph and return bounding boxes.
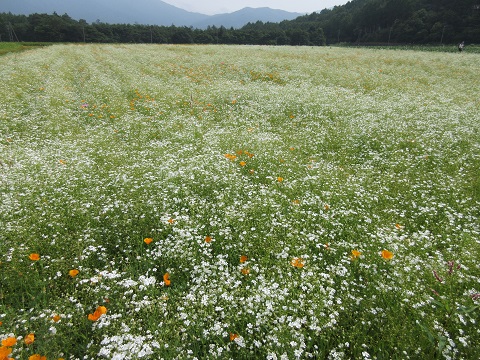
[1,0,475,45]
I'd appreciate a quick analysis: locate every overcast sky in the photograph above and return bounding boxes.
[162,1,350,15]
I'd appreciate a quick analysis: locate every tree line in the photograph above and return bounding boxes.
[0,12,326,45]
[0,0,478,45]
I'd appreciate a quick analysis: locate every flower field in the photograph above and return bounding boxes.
[0,44,479,359]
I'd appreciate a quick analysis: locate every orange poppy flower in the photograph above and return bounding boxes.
[240,255,248,263]
[204,236,212,243]
[163,273,171,286]
[241,268,250,275]
[239,161,246,167]
[28,355,46,360]
[1,337,16,347]
[87,306,107,321]
[29,253,40,261]
[167,218,175,224]
[143,237,153,245]
[0,347,12,359]
[381,249,394,260]
[291,257,305,268]
[52,315,61,322]
[229,333,239,341]
[69,269,79,278]
[224,153,237,161]
[277,177,284,182]
[24,333,35,345]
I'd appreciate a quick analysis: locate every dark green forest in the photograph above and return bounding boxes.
[1,0,479,45]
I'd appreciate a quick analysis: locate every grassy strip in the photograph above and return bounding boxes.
[0,42,52,56]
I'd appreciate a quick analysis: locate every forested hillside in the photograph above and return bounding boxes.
[1,0,478,45]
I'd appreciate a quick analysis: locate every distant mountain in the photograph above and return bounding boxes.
[193,7,302,29]
[0,0,302,28]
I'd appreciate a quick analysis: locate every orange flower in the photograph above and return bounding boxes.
[59,159,66,165]
[163,273,171,286]
[29,253,40,261]
[351,250,362,260]
[224,153,237,161]
[52,315,61,322]
[239,161,246,167]
[143,237,153,245]
[1,337,16,347]
[29,355,46,360]
[0,347,12,359]
[69,269,79,278]
[277,177,284,182]
[204,236,212,243]
[240,255,248,263]
[291,257,305,268]
[24,333,35,345]
[289,147,295,151]
[381,249,394,260]
[87,306,107,321]
[324,204,330,210]
[167,218,175,224]
[229,333,239,341]
[241,268,250,275]
[395,223,402,230]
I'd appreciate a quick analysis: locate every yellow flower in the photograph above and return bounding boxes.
[29,253,40,261]
[163,273,171,286]
[24,333,35,345]
[69,269,79,278]
[88,306,107,321]
[351,250,362,260]
[291,257,305,268]
[143,237,153,245]
[381,249,394,260]
[1,337,16,347]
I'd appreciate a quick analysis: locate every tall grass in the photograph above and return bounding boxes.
[0,44,479,359]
